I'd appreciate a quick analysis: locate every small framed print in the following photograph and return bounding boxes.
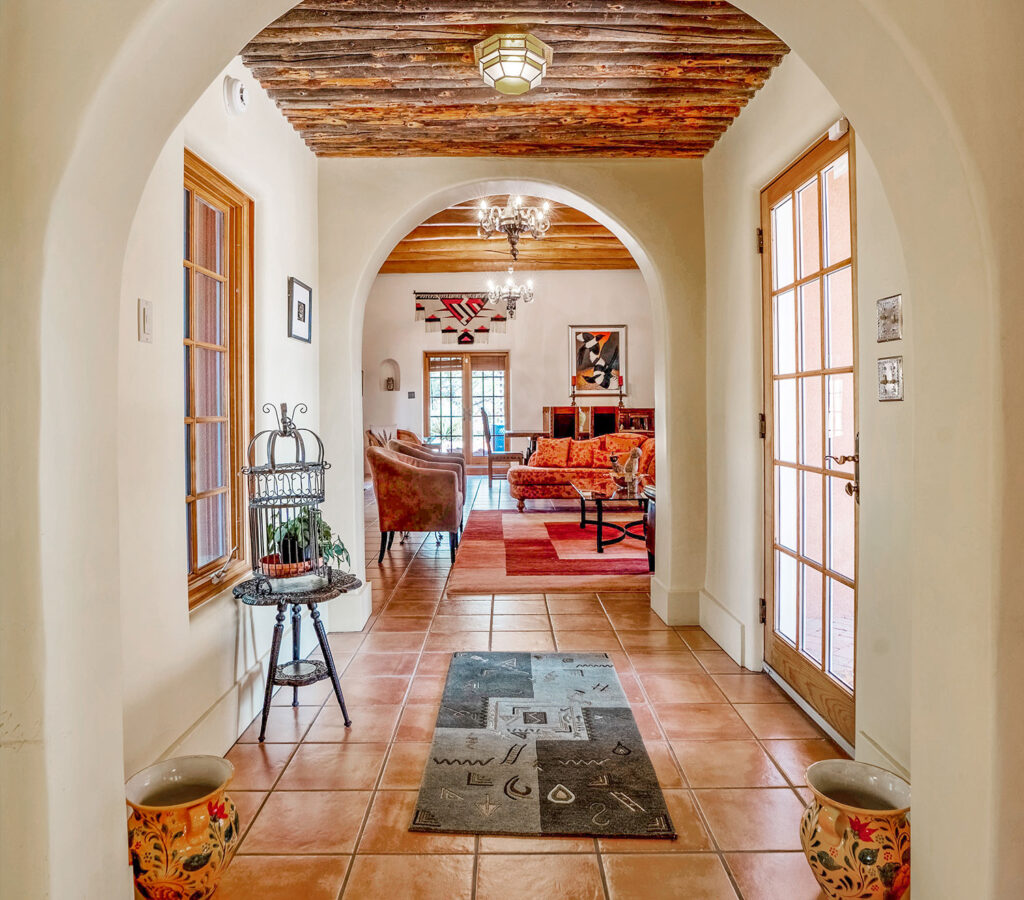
[878,356,904,401]
[288,277,312,343]
[877,294,903,342]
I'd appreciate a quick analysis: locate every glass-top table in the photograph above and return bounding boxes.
[570,478,651,555]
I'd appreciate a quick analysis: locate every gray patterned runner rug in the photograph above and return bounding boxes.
[410,652,676,839]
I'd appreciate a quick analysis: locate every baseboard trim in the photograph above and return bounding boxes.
[698,589,747,668]
[650,577,699,625]
[763,662,855,757]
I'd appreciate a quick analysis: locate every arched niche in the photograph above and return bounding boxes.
[378,358,400,393]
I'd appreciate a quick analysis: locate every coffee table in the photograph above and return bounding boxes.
[570,479,651,560]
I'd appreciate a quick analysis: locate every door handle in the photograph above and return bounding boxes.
[825,454,858,465]
[826,433,860,504]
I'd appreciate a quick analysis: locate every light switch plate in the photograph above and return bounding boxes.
[137,298,153,343]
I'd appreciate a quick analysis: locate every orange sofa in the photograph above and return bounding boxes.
[507,433,655,511]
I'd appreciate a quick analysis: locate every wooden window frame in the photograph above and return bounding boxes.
[184,149,255,609]
[422,351,511,469]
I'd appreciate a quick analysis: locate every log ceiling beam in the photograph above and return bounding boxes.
[242,0,786,158]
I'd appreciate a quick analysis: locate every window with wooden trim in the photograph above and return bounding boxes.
[184,150,254,608]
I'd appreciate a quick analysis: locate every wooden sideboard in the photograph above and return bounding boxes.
[542,406,655,440]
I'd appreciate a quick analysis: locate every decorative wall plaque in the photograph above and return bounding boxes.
[877,294,903,342]
[878,356,904,401]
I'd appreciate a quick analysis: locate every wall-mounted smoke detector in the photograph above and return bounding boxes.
[223,76,248,115]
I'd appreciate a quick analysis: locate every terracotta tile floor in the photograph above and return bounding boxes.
[220,477,843,899]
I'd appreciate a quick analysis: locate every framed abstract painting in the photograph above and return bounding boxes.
[569,325,627,396]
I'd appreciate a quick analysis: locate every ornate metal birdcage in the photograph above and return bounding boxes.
[242,402,342,589]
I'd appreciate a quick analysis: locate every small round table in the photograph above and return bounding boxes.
[233,570,361,743]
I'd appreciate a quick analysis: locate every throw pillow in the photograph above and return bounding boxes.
[567,438,599,467]
[531,437,571,468]
[592,449,616,469]
[638,437,656,475]
[603,432,647,454]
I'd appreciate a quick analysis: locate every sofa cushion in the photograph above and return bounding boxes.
[567,437,600,467]
[592,449,616,469]
[602,432,647,454]
[531,437,571,467]
[507,466,613,487]
[638,437,656,475]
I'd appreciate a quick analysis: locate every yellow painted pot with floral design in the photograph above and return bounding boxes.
[126,755,239,900]
[800,759,911,899]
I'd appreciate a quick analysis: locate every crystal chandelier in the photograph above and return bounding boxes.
[473,33,553,96]
[486,267,534,319]
[477,195,551,260]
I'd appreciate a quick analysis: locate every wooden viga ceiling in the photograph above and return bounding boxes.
[379,196,636,273]
[241,0,789,157]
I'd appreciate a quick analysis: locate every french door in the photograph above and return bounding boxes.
[424,351,510,467]
[761,132,857,744]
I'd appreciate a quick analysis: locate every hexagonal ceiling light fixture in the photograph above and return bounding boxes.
[473,32,553,96]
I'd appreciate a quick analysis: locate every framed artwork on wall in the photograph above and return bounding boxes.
[288,276,312,343]
[569,325,627,396]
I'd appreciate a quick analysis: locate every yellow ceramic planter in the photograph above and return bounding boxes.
[800,759,911,899]
[126,755,239,900]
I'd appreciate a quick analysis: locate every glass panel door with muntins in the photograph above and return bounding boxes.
[762,133,857,743]
[426,355,465,454]
[425,352,510,465]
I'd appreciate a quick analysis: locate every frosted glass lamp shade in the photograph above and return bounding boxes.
[473,33,553,96]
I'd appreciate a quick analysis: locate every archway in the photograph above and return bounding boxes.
[1,1,1013,897]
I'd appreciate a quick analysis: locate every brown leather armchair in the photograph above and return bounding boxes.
[366,447,464,563]
[387,439,467,493]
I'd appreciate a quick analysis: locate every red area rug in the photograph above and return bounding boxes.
[446,509,650,594]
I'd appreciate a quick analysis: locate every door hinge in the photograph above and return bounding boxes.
[759,598,767,624]
[758,413,766,439]
[756,227,764,254]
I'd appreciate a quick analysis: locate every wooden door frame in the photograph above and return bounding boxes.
[422,350,511,470]
[761,131,858,744]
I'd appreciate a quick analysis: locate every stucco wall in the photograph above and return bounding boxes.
[702,55,912,772]
[362,269,654,442]
[117,59,321,776]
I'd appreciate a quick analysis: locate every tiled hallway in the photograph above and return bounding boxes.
[219,477,839,899]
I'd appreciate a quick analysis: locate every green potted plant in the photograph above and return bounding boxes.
[264,509,350,575]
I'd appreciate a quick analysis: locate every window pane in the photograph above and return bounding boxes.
[776,551,797,643]
[194,422,228,494]
[801,564,823,663]
[774,289,796,375]
[195,493,227,568]
[193,272,224,346]
[775,379,797,463]
[194,198,224,274]
[183,189,191,261]
[825,373,855,473]
[183,345,191,416]
[797,177,820,277]
[772,196,795,290]
[194,348,226,417]
[827,476,856,581]
[801,471,823,564]
[798,280,822,372]
[776,465,797,552]
[828,578,855,688]
[799,376,823,466]
[824,153,851,266]
[185,424,192,496]
[825,266,854,369]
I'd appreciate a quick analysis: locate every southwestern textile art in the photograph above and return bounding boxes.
[415,291,508,344]
[410,651,676,840]
[570,324,627,395]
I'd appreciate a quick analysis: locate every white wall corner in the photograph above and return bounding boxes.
[650,577,700,625]
[327,579,372,632]
[698,588,749,668]
[856,730,911,782]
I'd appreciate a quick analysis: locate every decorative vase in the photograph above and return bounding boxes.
[800,759,911,900]
[126,755,239,900]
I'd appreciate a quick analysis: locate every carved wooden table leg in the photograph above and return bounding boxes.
[258,601,287,743]
[309,602,352,727]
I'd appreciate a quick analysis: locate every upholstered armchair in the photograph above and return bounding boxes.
[366,447,463,563]
[388,439,466,493]
[396,428,424,445]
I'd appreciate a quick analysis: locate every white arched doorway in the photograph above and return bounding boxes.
[1,0,1015,896]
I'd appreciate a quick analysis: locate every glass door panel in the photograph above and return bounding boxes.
[426,355,465,455]
[425,352,510,464]
[762,133,857,744]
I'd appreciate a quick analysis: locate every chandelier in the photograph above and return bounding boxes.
[486,267,534,319]
[473,33,553,96]
[478,195,551,260]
